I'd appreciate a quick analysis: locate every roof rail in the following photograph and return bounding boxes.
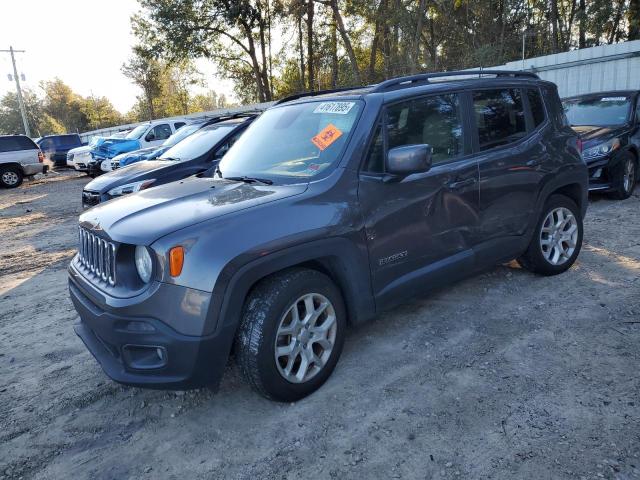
[200,110,263,124]
[274,86,366,105]
[371,70,539,93]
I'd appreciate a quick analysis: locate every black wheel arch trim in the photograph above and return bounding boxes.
[529,166,588,238]
[203,237,376,339]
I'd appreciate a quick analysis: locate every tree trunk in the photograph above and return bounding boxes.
[549,0,559,53]
[578,0,586,48]
[608,0,625,44]
[630,0,640,40]
[329,0,362,84]
[306,0,315,91]
[411,0,427,73]
[368,0,386,83]
[298,10,305,91]
[258,16,272,100]
[247,33,266,102]
[331,11,338,88]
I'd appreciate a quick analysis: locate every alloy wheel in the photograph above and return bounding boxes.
[623,159,635,194]
[2,171,19,186]
[274,293,337,384]
[539,207,579,266]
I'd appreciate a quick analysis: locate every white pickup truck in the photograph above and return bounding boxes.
[0,135,47,188]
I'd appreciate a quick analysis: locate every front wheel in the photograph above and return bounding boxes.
[235,268,346,402]
[608,152,637,200]
[517,194,583,276]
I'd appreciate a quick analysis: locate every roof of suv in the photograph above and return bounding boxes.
[276,70,543,106]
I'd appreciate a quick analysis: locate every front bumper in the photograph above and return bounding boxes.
[69,264,230,390]
[586,157,614,191]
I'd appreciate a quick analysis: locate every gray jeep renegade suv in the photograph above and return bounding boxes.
[69,71,588,401]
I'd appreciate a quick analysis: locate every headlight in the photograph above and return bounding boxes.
[107,179,156,197]
[134,246,153,283]
[582,138,620,159]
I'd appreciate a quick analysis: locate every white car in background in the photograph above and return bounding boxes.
[66,138,97,172]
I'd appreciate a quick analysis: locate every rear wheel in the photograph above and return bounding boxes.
[517,194,583,276]
[235,268,346,401]
[0,166,23,188]
[608,152,637,200]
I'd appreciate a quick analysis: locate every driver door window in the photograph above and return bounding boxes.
[387,94,464,164]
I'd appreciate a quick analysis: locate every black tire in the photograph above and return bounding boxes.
[0,165,23,188]
[608,152,637,200]
[235,268,347,402]
[517,194,583,276]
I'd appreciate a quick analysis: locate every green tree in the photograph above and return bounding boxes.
[133,0,274,102]
[122,45,164,120]
[80,95,123,130]
[41,78,88,132]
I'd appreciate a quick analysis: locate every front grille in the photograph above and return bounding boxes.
[82,190,101,206]
[111,160,120,169]
[77,227,117,286]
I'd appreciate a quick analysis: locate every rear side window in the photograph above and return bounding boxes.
[0,136,37,152]
[386,93,464,164]
[473,89,526,151]
[174,122,186,130]
[527,89,546,127]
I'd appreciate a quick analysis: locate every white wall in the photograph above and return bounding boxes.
[500,40,640,98]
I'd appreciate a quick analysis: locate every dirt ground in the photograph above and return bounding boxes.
[0,170,638,480]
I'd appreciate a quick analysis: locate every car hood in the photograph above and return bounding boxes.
[91,137,141,159]
[68,144,94,155]
[84,160,176,192]
[79,176,309,245]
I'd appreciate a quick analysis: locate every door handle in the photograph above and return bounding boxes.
[447,178,476,190]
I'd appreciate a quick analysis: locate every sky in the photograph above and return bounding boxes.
[0,0,234,113]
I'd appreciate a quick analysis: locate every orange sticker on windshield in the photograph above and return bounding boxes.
[311,124,343,150]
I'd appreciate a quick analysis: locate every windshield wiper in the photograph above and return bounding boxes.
[225,175,273,185]
[161,156,181,161]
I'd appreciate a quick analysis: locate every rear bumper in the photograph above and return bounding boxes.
[22,163,46,176]
[69,265,230,390]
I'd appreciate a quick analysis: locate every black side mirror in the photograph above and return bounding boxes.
[386,144,432,177]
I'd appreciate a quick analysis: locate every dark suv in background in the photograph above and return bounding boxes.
[563,91,639,199]
[69,71,587,401]
[37,134,84,168]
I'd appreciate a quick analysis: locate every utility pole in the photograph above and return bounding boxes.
[1,46,30,137]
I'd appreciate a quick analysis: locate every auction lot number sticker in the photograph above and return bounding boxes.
[313,102,355,115]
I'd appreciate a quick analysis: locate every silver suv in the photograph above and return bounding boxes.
[0,135,47,188]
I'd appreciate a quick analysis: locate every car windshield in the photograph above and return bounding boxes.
[160,124,236,161]
[162,123,201,147]
[218,100,363,182]
[125,125,148,139]
[563,96,632,126]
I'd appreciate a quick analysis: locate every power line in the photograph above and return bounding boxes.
[0,46,30,137]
